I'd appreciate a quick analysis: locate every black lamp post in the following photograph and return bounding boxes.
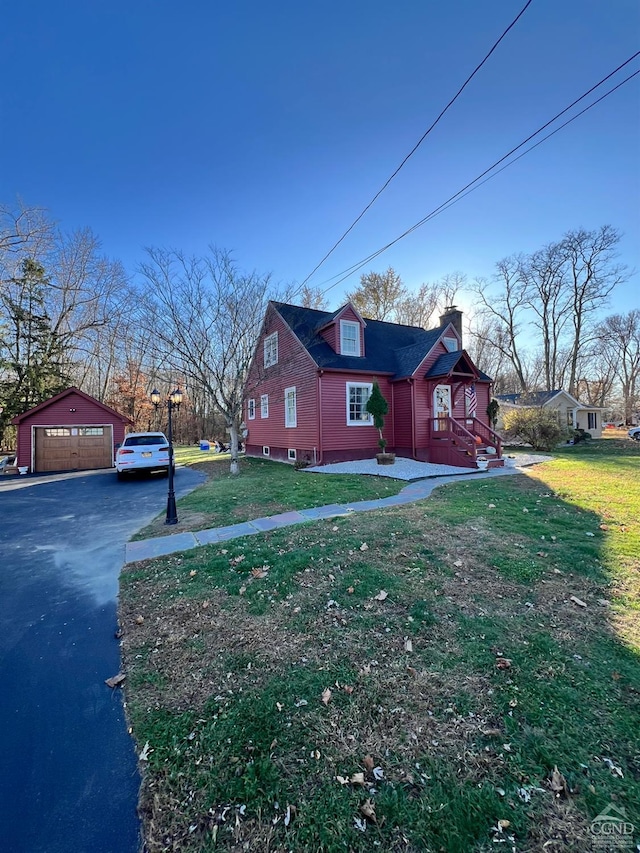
[151,387,182,525]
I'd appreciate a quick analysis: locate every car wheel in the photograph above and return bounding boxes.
[633,433,640,441]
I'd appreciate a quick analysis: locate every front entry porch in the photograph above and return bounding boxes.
[428,416,504,469]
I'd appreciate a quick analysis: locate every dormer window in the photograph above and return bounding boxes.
[340,320,360,356]
[443,336,458,353]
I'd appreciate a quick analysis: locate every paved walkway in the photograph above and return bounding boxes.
[124,455,552,564]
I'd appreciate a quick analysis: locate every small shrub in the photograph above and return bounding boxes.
[502,407,565,451]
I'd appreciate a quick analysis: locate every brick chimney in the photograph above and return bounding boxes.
[439,305,463,344]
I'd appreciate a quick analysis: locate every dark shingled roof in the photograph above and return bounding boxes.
[273,302,447,378]
[495,390,563,406]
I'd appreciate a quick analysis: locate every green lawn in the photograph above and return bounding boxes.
[133,449,405,539]
[120,437,640,852]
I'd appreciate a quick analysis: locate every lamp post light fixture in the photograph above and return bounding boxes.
[151,387,183,525]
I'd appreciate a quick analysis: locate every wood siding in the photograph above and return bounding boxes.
[391,380,413,455]
[320,372,393,461]
[245,307,320,463]
[16,390,128,470]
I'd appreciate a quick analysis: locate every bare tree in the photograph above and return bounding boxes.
[598,310,640,423]
[561,226,627,396]
[469,260,530,392]
[0,201,54,277]
[138,247,278,475]
[296,284,329,310]
[346,267,407,320]
[394,282,441,328]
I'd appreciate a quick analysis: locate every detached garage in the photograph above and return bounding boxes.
[12,388,132,474]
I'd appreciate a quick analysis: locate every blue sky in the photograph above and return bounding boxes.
[1,1,638,316]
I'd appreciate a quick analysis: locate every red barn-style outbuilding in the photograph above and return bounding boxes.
[12,387,132,474]
[244,301,503,469]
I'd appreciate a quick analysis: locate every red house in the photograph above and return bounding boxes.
[12,387,132,474]
[244,302,502,469]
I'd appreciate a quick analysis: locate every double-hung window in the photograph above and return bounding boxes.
[248,399,256,420]
[285,386,297,427]
[264,332,278,368]
[261,394,269,418]
[340,320,360,356]
[346,382,372,425]
[588,412,597,430]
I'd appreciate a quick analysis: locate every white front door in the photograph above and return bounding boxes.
[433,385,451,430]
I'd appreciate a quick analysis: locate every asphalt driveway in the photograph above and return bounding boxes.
[0,465,205,853]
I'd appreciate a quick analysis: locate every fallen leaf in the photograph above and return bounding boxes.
[570,596,587,608]
[336,775,349,785]
[374,590,388,601]
[343,684,354,694]
[294,699,308,707]
[373,766,384,780]
[321,688,332,705]
[495,657,512,670]
[585,531,595,537]
[231,554,245,565]
[139,741,151,761]
[353,817,367,832]
[612,671,621,681]
[522,507,529,513]
[350,772,366,786]
[363,755,375,771]
[135,615,144,625]
[284,804,294,827]
[251,566,269,579]
[276,702,284,711]
[359,664,371,676]
[360,798,376,821]
[498,819,511,830]
[347,586,355,594]
[488,503,496,508]
[536,551,548,557]
[332,526,339,532]
[359,543,369,551]
[189,570,197,577]
[404,637,413,652]
[549,765,569,797]
[599,523,609,530]
[406,666,418,678]
[105,672,126,689]
[453,559,463,567]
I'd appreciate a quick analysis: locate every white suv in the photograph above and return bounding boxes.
[115,432,172,479]
[628,426,640,441]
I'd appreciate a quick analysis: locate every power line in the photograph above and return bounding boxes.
[311,52,640,297]
[296,0,534,294]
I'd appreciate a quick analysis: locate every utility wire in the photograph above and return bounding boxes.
[310,52,640,296]
[296,0,534,293]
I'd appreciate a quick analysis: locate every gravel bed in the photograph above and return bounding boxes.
[304,453,553,481]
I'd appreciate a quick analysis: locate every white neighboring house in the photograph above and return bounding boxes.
[494,390,603,438]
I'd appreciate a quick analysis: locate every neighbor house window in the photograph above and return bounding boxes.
[285,386,297,427]
[346,382,372,425]
[588,412,597,430]
[248,399,256,420]
[262,446,270,456]
[340,320,360,356]
[288,448,297,461]
[261,394,269,418]
[443,336,458,353]
[264,332,278,367]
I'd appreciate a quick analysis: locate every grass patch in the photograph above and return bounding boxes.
[120,438,640,851]
[133,452,405,539]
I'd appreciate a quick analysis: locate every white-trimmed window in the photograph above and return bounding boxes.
[588,412,597,430]
[285,386,297,427]
[248,399,256,420]
[262,446,270,456]
[346,382,372,425]
[340,320,361,356]
[288,448,297,461]
[264,332,278,367]
[443,336,458,353]
[260,394,269,418]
